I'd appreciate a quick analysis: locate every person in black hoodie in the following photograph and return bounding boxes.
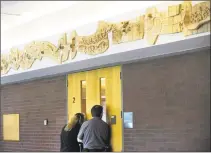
[60,113,85,152]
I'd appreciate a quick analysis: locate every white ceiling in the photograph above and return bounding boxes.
[1,1,171,33]
[1,1,80,31]
[1,1,170,52]
[1,1,20,8]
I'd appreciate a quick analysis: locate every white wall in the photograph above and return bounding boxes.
[1,1,176,51]
[1,1,209,77]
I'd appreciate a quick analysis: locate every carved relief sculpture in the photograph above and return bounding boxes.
[39,41,59,62]
[76,21,110,55]
[58,33,71,64]
[145,7,162,45]
[70,30,78,60]
[1,55,10,75]
[183,1,210,36]
[19,49,36,70]
[144,1,210,45]
[145,3,185,45]
[1,1,210,75]
[24,41,59,63]
[111,16,145,44]
[24,41,43,61]
[184,1,210,30]
[8,48,22,70]
[167,3,183,34]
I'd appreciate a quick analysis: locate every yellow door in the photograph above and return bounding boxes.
[68,66,122,152]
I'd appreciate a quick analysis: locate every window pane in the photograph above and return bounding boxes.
[100,78,106,122]
[81,80,86,114]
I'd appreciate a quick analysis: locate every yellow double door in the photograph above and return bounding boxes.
[68,66,122,152]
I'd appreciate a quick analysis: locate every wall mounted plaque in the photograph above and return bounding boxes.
[123,112,133,128]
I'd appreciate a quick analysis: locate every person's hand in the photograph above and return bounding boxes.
[77,138,83,143]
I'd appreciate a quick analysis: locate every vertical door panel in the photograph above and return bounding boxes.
[86,70,101,119]
[68,73,86,121]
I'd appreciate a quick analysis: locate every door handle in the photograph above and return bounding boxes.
[73,97,76,103]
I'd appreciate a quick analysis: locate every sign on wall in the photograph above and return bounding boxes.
[3,114,20,141]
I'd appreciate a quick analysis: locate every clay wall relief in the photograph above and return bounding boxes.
[1,1,210,75]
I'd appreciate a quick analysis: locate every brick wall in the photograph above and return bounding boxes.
[0,85,2,151]
[0,76,67,151]
[0,49,210,151]
[122,50,210,151]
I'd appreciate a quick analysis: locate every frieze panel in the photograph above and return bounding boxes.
[76,21,110,55]
[1,1,210,75]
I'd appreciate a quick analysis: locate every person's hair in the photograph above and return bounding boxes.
[91,105,103,118]
[64,113,84,131]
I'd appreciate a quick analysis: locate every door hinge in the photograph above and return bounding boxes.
[120,72,122,79]
[121,111,123,118]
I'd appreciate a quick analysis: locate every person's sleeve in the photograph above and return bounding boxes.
[105,124,112,151]
[60,126,65,151]
[77,122,86,141]
[60,133,62,150]
[107,124,112,145]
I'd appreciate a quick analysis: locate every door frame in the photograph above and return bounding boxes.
[66,66,124,151]
[120,66,124,152]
